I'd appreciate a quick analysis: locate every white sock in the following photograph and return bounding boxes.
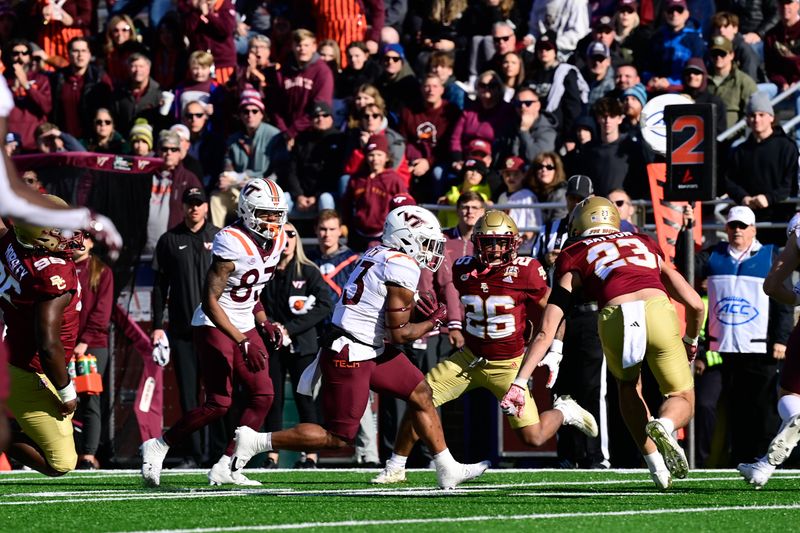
[432,448,458,470]
[656,417,676,436]
[258,432,273,453]
[757,455,776,472]
[386,453,408,470]
[643,451,667,473]
[778,395,800,424]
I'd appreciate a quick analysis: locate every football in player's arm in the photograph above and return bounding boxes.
[501,197,704,490]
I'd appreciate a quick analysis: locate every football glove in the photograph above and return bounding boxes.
[258,320,283,352]
[152,336,170,367]
[537,339,563,389]
[86,212,123,262]
[415,290,447,328]
[238,339,267,372]
[683,335,699,363]
[500,381,527,417]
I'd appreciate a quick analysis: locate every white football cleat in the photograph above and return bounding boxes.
[141,438,169,487]
[554,396,599,438]
[208,456,262,486]
[231,426,262,473]
[767,414,800,466]
[436,460,490,490]
[645,420,688,479]
[370,466,407,484]
[737,461,774,490]
[649,469,672,491]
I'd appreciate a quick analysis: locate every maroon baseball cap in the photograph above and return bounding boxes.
[365,134,389,154]
[664,0,688,9]
[618,0,638,10]
[502,156,526,172]
[467,138,492,157]
[390,194,417,208]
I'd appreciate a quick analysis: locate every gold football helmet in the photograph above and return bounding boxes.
[14,195,85,254]
[567,197,621,238]
[472,210,521,266]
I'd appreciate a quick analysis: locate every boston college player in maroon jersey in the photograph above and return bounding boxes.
[501,197,704,490]
[0,195,83,476]
[372,211,598,485]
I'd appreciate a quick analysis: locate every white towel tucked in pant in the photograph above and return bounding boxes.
[621,300,647,369]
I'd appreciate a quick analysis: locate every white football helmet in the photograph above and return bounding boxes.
[383,205,446,272]
[237,177,288,240]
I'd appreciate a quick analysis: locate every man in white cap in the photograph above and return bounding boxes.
[679,204,794,468]
[725,91,798,245]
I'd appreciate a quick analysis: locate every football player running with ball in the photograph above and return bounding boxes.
[501,198,704,490]
[373,210,598,484]
[141,178,288,487]
[231,205,490,489]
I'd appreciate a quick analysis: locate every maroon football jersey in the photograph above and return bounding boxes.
[555,232,667,307]
[0,231,80,373]
[453,255,549,360]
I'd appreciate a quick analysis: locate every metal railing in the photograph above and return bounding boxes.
[718,82,800,142]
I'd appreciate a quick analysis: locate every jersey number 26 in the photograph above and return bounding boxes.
[461,295,516,340]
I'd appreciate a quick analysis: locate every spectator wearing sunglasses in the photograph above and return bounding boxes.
[283,101,344,215]
[145,129,203,254]
[82,108,129,154]
[3,39,52,152]
[643,0,707,94]
[497,86,558,164]
[607,188,639,233]
[706,35,758,130]
[376,43,421,127]
[182,101,224,188]
[529,151,568,223]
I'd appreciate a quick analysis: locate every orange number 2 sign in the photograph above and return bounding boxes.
[671,115,704,165]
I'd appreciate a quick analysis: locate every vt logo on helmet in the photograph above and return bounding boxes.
[567,197,621,238]
[383,205,446,272]
[472,210,521,267]
[237,178,288,241]
[13,195,85,254]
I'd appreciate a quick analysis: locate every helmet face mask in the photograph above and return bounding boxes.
[238,178,288,240]
[13,195,85,254]
[567,197,621,238]
[472,210,520,267]
[382,206,446,272]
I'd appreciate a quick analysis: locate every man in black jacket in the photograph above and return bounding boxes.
[151,187,220,466]
[283,101,344,215]
[111,53,162,135]
[51,37,113,140]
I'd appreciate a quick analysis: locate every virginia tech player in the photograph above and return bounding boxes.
[501,197,704,490]
[141,178,286,487]
[738,214,800,489]
[373,211,598,484]
[231,205,490,490]
[0,195,83,476]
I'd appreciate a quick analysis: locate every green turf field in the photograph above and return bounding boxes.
[1,468,799,532]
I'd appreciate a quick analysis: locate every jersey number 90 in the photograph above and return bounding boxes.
[461,295,516,339]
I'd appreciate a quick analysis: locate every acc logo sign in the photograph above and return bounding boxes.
[713,296,759,326]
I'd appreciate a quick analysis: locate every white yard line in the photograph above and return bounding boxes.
[115,503,800,533]
[2,474,799,505]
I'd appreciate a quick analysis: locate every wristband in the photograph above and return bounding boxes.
[513,376,528,389]
[682,335,699,347]
[57,381,77,403]
[550,339,564,353]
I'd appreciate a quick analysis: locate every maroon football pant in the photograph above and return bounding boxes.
[321,344,424,441]
[163,326,274,456]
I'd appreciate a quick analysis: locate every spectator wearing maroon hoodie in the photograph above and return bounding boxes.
[273,29,334,149]
[398,74,462,202]
[180,0,237,84]
[449,70,515,171]
[3,39,52,151]
[71,234,114,469]
[341,134,408,252]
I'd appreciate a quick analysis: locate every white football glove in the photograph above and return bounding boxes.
[538,339,563,389]
[152,337,170,367]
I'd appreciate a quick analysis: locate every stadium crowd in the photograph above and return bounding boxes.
[2,0,800,489]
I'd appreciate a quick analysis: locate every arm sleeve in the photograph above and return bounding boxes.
[444,258,465,329]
